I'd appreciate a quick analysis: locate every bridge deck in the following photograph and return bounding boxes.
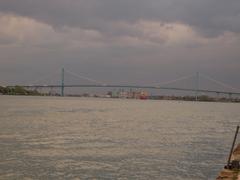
[7,84,240,95]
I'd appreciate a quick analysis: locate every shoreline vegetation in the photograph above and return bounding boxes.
[0,86,41,96]
[0,85,239,103]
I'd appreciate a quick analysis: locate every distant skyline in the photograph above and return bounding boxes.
[0,1,240,91]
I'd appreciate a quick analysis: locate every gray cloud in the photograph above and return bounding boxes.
[0,0,240,37]
[0,0,240,91]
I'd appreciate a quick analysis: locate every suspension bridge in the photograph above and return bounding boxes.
[6,68,240,100]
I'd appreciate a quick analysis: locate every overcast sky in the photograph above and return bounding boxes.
[0,0,240,91]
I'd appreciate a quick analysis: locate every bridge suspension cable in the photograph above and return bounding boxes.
[64,69,107,86]
[154,74,195,87]
[25,69,60,86]
[199,73,240,92]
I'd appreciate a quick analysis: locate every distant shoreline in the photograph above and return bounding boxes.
[1,94,240,103]
[1,85,239,103]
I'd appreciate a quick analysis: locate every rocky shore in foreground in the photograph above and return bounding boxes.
[217,144,240,180]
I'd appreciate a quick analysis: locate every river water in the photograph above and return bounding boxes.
[0,96,239,179]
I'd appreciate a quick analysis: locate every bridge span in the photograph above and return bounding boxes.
[9,84,240,97]
[5,68,240,99]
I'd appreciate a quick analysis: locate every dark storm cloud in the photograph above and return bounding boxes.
[0,0,240,37]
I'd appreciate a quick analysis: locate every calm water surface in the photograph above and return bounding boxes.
[0,96,240,179]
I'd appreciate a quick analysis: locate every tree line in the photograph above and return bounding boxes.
[0,86,41,96]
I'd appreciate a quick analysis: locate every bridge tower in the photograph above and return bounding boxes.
[195,72,199,101]
[61,68,64,96]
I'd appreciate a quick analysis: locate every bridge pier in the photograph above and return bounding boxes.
[61,68,65,96]
[195,72,199,101]
[216,92,220,100]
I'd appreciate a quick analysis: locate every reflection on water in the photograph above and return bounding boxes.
[0,96,239,179]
